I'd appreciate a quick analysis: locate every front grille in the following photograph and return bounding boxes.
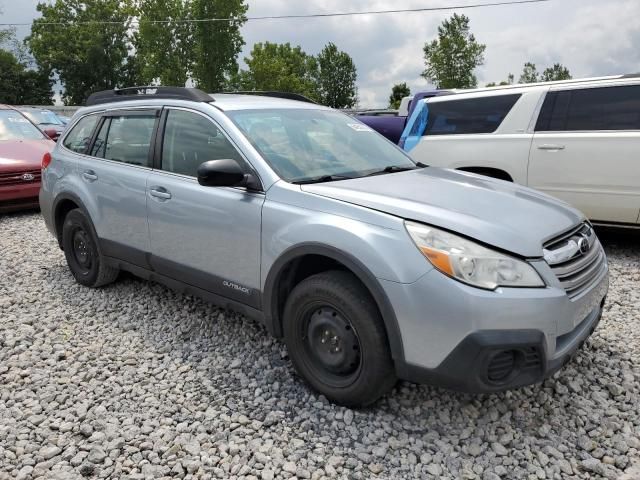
[0,169,41,187]
[544,223,606,299]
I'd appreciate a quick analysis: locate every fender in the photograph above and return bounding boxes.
[263,243,405,363]
[51,191,92,248]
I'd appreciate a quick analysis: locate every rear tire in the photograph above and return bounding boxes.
[62,209,119,288]
[283,270,396,407]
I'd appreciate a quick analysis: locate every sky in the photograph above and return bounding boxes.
[1,0,639,107]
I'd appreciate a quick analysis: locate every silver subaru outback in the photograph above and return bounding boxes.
[40,87,609,407]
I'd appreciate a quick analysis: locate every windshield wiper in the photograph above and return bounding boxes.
[363,165,420,177]
[292,174,354,185]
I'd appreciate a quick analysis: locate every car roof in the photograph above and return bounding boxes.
[211,94,328,111]
[82,87,329,113]
[424,74,640,103]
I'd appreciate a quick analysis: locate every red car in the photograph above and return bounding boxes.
[0,105,56,213]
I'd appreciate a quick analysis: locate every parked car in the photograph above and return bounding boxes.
[17,106,66,141]
[352,90,452,144]
[0,105,55,213]
[40,87,608,406]
[56,114,72,126]
[401,74,640,227]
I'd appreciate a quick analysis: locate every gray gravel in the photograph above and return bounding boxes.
[1,212,639,480]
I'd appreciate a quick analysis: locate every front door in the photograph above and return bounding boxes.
[146,108,264,308]
[528,85,640,224]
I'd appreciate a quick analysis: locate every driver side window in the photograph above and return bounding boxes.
[161,109,243,177]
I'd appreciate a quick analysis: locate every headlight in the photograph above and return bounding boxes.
[405,221,544,290]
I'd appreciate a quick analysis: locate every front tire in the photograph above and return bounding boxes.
[61,209,119,288]
[283,270,396,407]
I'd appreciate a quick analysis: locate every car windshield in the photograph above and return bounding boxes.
[0,110,45,141]
[21,109,63,126]
[227,108,417,183]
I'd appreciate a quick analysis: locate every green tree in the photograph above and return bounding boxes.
[238,42,319,100]
[27,0,138,105]
[0,49,53,104]
[422,13,486,89]
[486,73,514,87]
[541,63,572,81]
[135,0,193,85]
[519,62,539,83]
[191,0,247,92]
[315,42,357,109]
[389,82,411,109]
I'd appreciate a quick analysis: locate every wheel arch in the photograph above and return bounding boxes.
[52,192,90,249]
[263,243,405,363]
[456,166,514,182]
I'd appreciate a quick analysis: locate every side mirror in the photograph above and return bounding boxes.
[44,128,59,141]
[197,159,261,191]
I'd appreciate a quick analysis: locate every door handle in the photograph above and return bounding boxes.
[537,144,565,151]
[82,170,98,181]
[149,188,172,200]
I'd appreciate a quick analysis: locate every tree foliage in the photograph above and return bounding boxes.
[0,49,53,104]
[237,42,320,100]
[135,0,193,86]
[191,0,247,92]
[519,62,539,83]
[27,0,137,105]
[518,62,572,84]
[486,73,514,87]
[315,43,357,109]
[422,14,486,89]
[389,82,410,109]
[542,63,572,81]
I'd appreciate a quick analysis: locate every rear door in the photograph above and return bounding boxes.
[80,109,159,266]
[528,84,640,224]
[146,107,264,308]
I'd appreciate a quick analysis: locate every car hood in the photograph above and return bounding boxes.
[301,168,584,257]
[0,139,54,173]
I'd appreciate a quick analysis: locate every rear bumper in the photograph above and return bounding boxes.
[399,297,605,393]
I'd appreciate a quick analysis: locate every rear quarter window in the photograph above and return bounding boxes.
[536,85,640,131]
[63,115,99,153]
[425,94,521,135]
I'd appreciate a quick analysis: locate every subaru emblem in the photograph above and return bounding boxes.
[21,173,35,181]
[577,235,590,255]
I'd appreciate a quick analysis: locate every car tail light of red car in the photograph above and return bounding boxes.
[42,152,52,170]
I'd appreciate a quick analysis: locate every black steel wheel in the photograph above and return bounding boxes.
[62,209,119,288]
[283,270,396,407]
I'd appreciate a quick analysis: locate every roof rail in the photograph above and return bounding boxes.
[86,86,213,106]
[621,72,640,79]
[221,91,317,104]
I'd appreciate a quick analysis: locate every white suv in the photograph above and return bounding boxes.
[402,74,640,227]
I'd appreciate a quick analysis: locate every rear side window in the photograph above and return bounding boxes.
[424,94,521,135]
[161,109,243,177]
[536,85,640,131]
[63,115,99,153]
[90,115,156,167]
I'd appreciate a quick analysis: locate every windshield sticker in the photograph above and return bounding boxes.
[347,123,374,132]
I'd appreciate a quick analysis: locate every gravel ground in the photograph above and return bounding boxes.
[1,211,639,480]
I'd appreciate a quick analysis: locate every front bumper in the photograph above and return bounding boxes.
[0,183,41,213]
[381,258,609,393]
[399,297,604,393]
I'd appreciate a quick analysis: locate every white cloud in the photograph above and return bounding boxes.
[3,0,639,107]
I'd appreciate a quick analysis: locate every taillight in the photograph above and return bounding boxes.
[42,152,52,170]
